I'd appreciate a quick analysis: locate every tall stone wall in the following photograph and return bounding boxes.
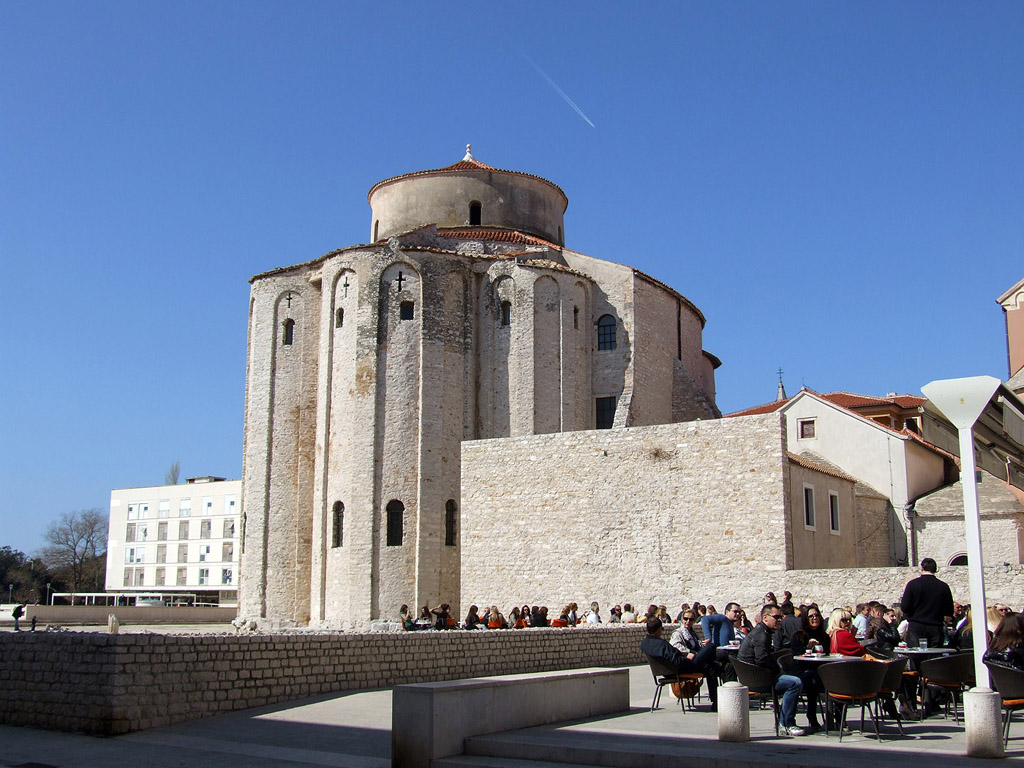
[460,415,791,615]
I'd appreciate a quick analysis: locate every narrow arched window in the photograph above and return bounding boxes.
[573,306,579,330]
[374,220,379,241]
[445,500,457,546]
[335,308,344,328]
[500,301,511,327]
[283,318,295,346]
[597,314,616,350]
[332,502,344,548]
[469,201,482,225]
[386,500,404,546]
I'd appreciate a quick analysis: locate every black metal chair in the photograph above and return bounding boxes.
[730,656,781,736]
[876,656,909,736]
[985,661,1024,747]
[643,653,703,713]
[818,660,887,742]
[919,652,975,725]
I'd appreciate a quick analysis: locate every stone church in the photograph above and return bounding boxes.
[239,148,721,628]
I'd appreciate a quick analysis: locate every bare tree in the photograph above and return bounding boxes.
[165,461,181,485]
[40,509,108,592]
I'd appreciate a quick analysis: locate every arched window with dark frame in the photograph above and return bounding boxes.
[335,308,344,328]
[386,500,404,546]
[332,502,344,548]
[500,301,511,327]
[445,500,457,546]
[597,314,616,350]
[469,201,482,225]
[282,318,295,346]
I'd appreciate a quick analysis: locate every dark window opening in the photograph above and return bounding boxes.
[386,500,404,546]
[374,220,379,241]
[558,225,563,245]
[400,301,414,320]
[799,419,816,439]
[335,308,344,328]
[500,301,511,326]
[469,201,482,225]
[804,487,815,528]
[596,396,616,429]
[597,314,616,350]
[283,318,295,346]
[445,500,457,546]
[332,502,344,548]
[949,554,968,566]
[573,306,579,330]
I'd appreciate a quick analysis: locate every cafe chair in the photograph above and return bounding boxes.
[919,652,975,725]
[643,653,703,713]
[818,660,887,742]
[730,657,781,736]
[985,661,1024,747]
[876,657,909,736]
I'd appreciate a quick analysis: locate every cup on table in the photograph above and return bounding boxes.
[919,638,929,649]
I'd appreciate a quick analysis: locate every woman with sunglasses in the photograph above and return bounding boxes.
[827,608,866,656]
[791,605,829,655]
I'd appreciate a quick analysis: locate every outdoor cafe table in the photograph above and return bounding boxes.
[892,645,956,716]
[792,653,863,666]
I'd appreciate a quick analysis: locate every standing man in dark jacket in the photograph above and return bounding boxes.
[900,557,954,647]
[641,617,719,709]
[738,604,808,736]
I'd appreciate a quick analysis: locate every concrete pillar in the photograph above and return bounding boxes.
[718,681,749,742]
[965,688,1005,758]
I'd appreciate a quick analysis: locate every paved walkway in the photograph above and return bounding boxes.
[1,665,1019,767]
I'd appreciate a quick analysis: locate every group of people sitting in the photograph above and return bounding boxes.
[641,561,1024,737]
[398,601,693,631]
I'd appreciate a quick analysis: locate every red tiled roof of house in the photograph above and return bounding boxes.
[726,400,788,417]
[787,452,860,483]
[821,391,926,410]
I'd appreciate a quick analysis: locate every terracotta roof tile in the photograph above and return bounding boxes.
[438,227,562,248]
[725,400,789,417]
[787,451,859,483]
[822,391,926,409]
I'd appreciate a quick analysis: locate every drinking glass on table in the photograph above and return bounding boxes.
[919,638,929,649]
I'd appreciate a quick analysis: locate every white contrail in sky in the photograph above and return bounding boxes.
[522,53,596,129]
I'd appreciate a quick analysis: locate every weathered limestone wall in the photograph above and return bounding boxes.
[460,415,791,613]
[0,626,650,736]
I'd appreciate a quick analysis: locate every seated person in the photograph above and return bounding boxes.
[399,604,416,631]
[431,603,453,630]
[985,612,1024,670]
[866,601,900,653]
[827,608,866,656]
[702,602,741,682]
[621,603,637,623]
[414,605,434,629]
[772,601,803,650]
[463,604,482,629]
[737,604,807,736]
[790,605,829,654]
[486,605,506,629]
[642,617,718,709]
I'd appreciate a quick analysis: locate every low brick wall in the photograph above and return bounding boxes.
[0,625,650,735]
[25,605,237,625]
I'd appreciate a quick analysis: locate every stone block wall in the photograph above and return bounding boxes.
[0,626,651,736]
[461,414,791,614]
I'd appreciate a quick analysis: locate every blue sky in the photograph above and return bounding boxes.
[2,2,1022,555]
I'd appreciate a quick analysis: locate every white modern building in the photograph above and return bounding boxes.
[105,476,241,606]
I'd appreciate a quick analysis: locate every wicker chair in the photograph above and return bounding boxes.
[876,656,909,736]
[643,653,704,713]
[818,660,887,742]
[985,661,1024,747]
[919,652,975,725]
[730,656,781,736]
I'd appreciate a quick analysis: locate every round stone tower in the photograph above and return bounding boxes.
[367,145,568,245]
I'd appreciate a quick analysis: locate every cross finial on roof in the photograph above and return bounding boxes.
[464,144,474,161]
[776,367,787,402]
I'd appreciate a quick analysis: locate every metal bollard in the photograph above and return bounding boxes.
[718,681,749,742]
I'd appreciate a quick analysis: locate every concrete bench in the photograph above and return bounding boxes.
[392,667,630,768]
